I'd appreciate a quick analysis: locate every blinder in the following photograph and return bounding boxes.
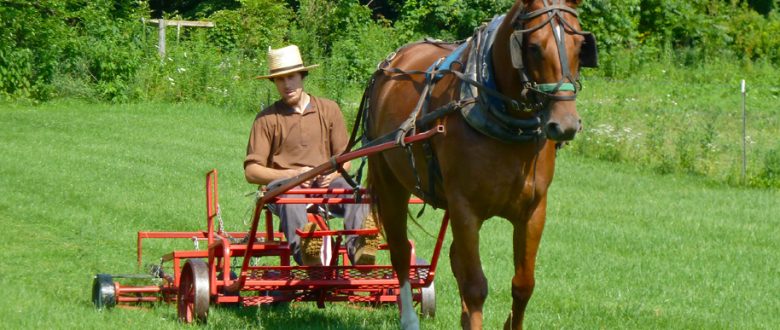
[509,31,524,70]
[580,32,598,68]
[510,29,599,69]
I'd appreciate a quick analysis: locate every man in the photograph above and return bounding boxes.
[244,45,376,266]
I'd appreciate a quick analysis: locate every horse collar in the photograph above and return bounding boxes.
[456,15,543,143]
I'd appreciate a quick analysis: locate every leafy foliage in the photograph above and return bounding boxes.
[391,0,513,41]
[0,0,147,101]
[208,0,293,58]
[3,0,780,103]
[0,0,67,100]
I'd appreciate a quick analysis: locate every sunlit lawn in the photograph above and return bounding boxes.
[1,101,777,329]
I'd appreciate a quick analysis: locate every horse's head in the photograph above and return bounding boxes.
[503,0,598,142]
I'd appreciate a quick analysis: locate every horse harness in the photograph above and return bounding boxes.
[345,1,598,208]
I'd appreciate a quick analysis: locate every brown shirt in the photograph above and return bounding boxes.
[244,96,348,170]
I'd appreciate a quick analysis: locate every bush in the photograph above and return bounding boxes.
[208,0,293,58]
[4,0,780,103]
[579,0,641,54]
[755,144,780,187]
[0,1,68,100]
[74,16,145,102]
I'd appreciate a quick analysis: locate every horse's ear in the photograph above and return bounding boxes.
[567,0,583,7]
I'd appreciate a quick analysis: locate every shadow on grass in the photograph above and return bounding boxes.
[214,297,399,329]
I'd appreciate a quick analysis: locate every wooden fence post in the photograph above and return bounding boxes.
[143,19,215,58]
[158,18,166,58]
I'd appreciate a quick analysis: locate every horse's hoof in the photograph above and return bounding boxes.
[401,317,420,330]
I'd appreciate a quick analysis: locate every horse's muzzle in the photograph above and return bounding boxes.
[544,115,581,141]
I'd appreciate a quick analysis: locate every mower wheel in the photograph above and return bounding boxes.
[416,257,436,318]
[92,274,117,310]
[177,259,210,323]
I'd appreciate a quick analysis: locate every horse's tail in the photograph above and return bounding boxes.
[358,70,383,234]
[346,78,372,153]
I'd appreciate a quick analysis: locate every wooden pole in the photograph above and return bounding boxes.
[141,18,147,44]
[146,19,215,28]
[142,19,214,58]
[158,18,166,58]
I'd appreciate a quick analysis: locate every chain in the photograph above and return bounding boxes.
[157,258,165,277]
[216,203,237,242]
[243,189,263,226]
[192,236,200,250]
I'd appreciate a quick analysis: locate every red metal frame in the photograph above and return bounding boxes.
[231,125,445,292]
[106,126,449,314]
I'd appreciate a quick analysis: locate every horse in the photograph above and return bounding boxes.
[362,1,597,329]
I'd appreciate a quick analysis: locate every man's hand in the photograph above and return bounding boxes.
[290,166,314,188]
[314,171,339,187]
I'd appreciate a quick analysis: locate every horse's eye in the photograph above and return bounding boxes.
[527,43,543,58]
[574,35,585,49]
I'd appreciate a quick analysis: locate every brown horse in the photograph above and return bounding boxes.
[363,1,596,329]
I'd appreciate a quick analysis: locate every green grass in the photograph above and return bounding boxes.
[1,101,778,329]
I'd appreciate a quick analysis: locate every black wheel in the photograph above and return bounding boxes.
[415,258,436,318]
[92,274,116,310]
[177,259,210,323]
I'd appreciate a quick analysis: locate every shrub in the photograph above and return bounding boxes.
[579,0,641,54]
[207,0,293,58]
[0,1,69,100]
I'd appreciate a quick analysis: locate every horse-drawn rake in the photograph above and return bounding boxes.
[92,127,448,323]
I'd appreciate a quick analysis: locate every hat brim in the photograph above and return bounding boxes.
[255,64,319,79]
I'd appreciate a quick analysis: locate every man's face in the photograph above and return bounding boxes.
[273,72,304,106]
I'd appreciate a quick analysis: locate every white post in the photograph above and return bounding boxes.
[158,18,166,58]
[741,79,747,185]
[141,18,146,43]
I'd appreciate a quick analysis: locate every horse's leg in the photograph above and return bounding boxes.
[504,197,547,330]
[449,202,487,329]
[370,157,416,329]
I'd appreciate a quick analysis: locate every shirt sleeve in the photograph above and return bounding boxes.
[244,112,274,169]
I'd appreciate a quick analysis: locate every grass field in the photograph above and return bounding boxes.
[1,101,778,329]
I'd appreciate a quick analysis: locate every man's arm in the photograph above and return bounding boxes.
[244,163,311,186]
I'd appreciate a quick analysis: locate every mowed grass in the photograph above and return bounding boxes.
[1,101,777,329]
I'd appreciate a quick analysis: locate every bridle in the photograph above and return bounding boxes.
[509,0,596,111]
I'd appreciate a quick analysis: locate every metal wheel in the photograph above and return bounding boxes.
[415,257,436,318]
[420,280,436,317]
[92,274,116,309]
[177,259,210,323]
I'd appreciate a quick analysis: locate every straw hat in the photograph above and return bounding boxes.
[256,45,319,79]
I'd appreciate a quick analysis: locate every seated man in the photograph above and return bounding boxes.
[244,45,376,266]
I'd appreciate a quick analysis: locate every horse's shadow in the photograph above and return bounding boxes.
[215,300,398,329]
